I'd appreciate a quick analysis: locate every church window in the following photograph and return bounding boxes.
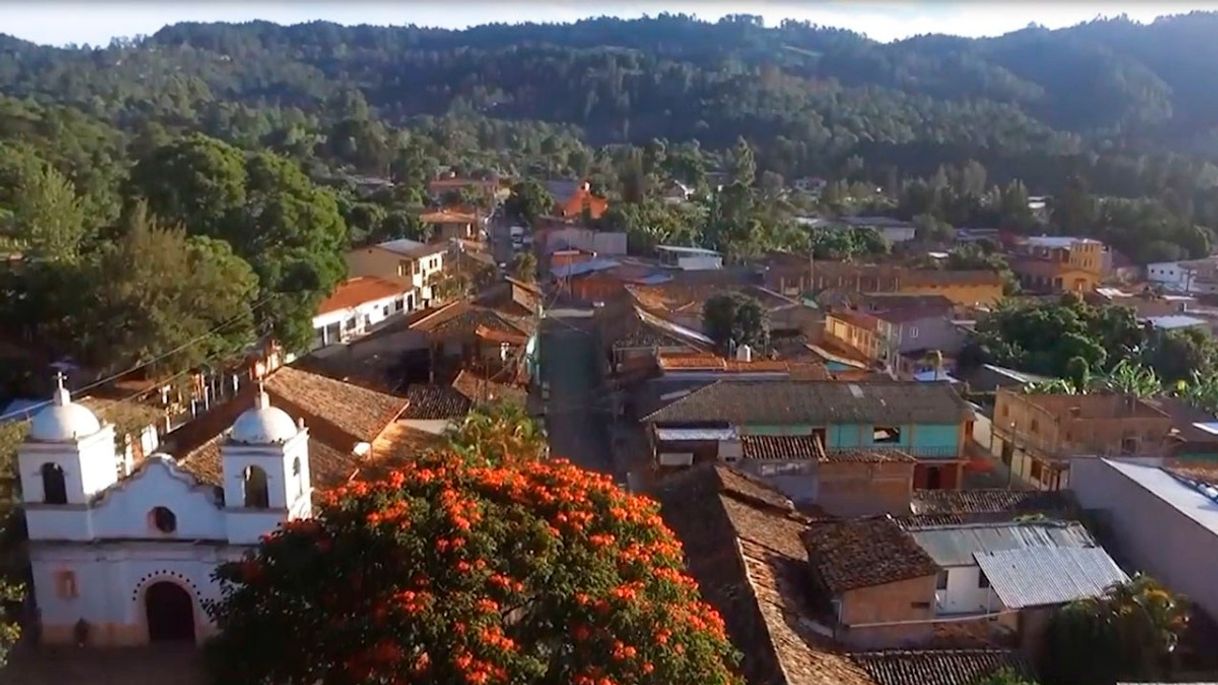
[40,463,67,504]
[292,457,303,498]
[243,466,270,509]
[55,570,78,599]
[149,506,177,534]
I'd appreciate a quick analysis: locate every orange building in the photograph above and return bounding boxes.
[556,181,609,220]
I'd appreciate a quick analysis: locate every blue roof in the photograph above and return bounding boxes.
[1146,315,1208,330]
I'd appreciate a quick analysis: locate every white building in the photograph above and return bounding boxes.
[1146,258,1218,295]
[311,276,413,350]
[19,378,313,646]
[908,521,1125,617]
[655,245,723,271]
[344,239,447,307]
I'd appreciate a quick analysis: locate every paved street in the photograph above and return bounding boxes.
[539,318,616,479]
[6,644,207,684]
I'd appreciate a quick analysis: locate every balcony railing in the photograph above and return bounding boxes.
[826,444,960,458]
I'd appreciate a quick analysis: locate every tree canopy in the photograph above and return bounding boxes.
[703,292,769,355]
[204,452,740,685]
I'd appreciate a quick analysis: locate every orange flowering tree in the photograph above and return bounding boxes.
[204,452,740,685]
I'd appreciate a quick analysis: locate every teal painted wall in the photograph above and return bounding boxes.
[742,421,960,456]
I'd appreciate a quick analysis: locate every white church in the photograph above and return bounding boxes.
[17,377,314,646]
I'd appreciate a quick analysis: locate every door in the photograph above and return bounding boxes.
[145,581,196,642]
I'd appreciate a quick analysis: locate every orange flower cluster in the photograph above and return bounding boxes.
[395,589,432,615]
[453,650,507,685]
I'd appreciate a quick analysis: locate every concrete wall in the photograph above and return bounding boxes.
[936,565,1001,615]
[1071,458,1218,621]
[818,461,913,516]
[838,575,938,649]
[30,542,243,646]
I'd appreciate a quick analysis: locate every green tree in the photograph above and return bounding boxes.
[1141,327,1218,384]
[204,452,741,685]
[703,292,769,354]
[127,133,248,239]
[505,180,555,227]
[512,252,537,283]
[80,205,259,373]
[1042,574,1188,685]
[727,136,756,187]
[446,403,546,464]
[2,163,89,261]
[976,667,1039,685]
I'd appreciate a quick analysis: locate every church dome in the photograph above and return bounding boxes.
[229,388,298,445]
[28,377,101,442]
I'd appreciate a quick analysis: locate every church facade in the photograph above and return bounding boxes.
[17,379,314,646]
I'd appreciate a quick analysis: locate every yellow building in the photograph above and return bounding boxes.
[1010,237,1105,294]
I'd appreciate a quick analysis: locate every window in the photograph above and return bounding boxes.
[40,463,67,504]
[978,571,991,589]
[1030,459,1043,481]
[872,426,901,444]
[1001,405,1009,418]
[394,298,404,313]
[243,465,270,509]
[55,570,78,599]
[293,457,303,499]
[936,571,948,590]
[382,305,390,317]
[908,326,919,339]
[1121,437,1138,454]
[1030,419,1039,433]
[397,260,409,277]
[149,506,177,534]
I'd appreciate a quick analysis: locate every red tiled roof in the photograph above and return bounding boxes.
[265,366,409,444]
[831,309,882,331]
[851,649,1032,685]
[451,370,528,407]
[317,277,405,316]
[742,434,825,461]
[557,187,609,219]
[420,210,477,224]
[802,518,939,593]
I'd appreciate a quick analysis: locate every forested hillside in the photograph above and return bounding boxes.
[5,12,1218,378]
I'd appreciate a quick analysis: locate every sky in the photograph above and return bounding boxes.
[0,2,1213,47]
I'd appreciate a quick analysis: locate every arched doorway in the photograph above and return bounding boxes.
[144,581,195,642]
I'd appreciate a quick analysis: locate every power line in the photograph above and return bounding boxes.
[8,293,276,422]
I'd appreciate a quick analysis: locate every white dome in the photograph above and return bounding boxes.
[229,390,298,444]
[28,379,101,442]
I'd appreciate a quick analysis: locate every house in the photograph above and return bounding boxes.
[655,245,723,271]
[18,368,437,647]
[660,180,693,204]
[409,300,535,369]
[627,280,817,338]
[1146,395,1218,459]
[553,181,608,220]
[990,389,1173,491]
[419,208,480,242]
[1087,287,1193,319]
[839,216,918,244]
[804,515,1125,651]
[734,434,916,515]
[907,488,1078,526]
[311,277,413,350]
[643,379,974,489]
[1072,458,1218,621]
[1144,314,1209,332]
[824,306,964,377]
[655,465,1033,685]
[1102,249,1142,283]
[344,238,447,308]
[1008,236,1106,294]
[1146,257,1218,295]
[762,256,1004,307]
[426,176,503,204]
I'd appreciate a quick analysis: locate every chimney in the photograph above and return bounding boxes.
[736,344,753,362]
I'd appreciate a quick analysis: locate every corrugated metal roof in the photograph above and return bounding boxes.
[551,258,621,278]
[910,522,1095,567]
[655,427,737,441]
[976,546,1128,609]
